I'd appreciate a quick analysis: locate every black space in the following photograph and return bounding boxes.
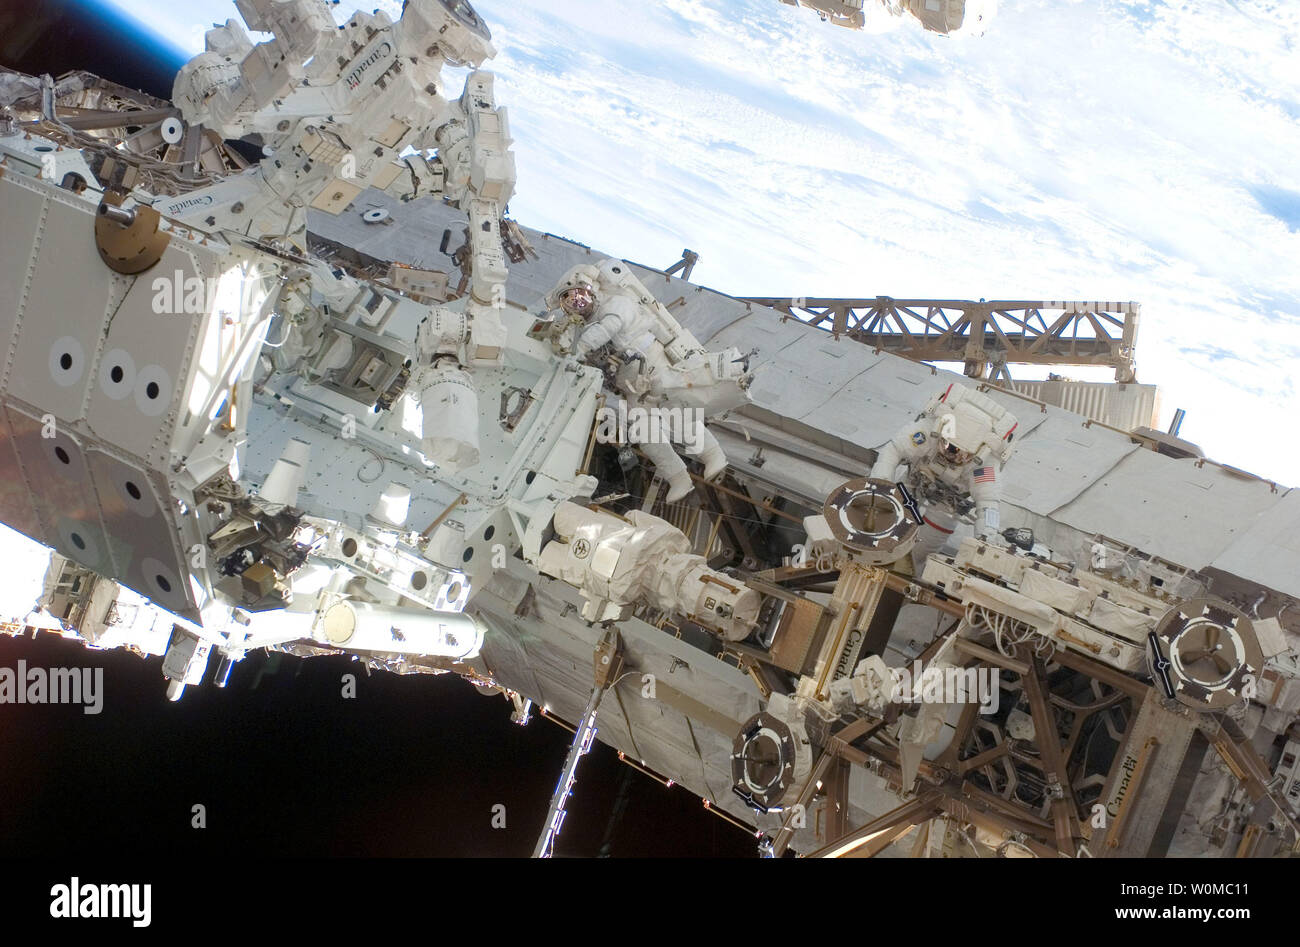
[0,0,186,98]
[0,634,756,856]
[0,0,755,858]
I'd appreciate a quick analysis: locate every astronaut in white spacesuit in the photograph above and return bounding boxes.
[869,381,1018,565]
[546,260,752,503]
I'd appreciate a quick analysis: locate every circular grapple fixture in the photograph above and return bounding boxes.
[822,477,920,565]
[439,0,492,40]
[731,711,798,812]
[94,189,169,275]
[1153,597,1263,711]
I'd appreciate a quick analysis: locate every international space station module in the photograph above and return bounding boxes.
[0,0,1297,858]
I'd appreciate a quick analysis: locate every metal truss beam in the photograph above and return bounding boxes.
[805,791,943,859]
[1023,658,1086,854]
[741,297,1140,381]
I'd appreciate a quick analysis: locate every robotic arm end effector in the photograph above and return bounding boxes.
[403,0,497,66]
[536,502,761,641]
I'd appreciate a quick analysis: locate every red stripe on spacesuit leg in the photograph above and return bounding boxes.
[922,516,954,534]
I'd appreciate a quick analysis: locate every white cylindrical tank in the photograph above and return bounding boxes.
[260,437,311,506]
[318,600,484,660]
[420,364,480,470]
[370,481,412,527]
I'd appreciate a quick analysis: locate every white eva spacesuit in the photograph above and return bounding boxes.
[546,259,753,503]
[869,381,1017,563]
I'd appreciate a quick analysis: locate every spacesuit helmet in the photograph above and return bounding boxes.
[559,281,597,318]
[932,411,979,467]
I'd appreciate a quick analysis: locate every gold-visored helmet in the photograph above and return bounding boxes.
[932,412,976,467]
[558,281,597,318]
[935,437,974,468]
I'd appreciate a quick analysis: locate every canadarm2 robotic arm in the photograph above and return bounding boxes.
[436,71,516,365]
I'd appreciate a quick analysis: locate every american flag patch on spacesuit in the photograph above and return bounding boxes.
[973,466,995,484]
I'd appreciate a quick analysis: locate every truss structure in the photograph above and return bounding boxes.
[742,297,1140,382]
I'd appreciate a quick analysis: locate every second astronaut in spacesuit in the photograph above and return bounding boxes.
[546,259,752,502]
[869,381,1018,560]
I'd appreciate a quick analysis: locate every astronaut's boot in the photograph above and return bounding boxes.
[681,425,727,481]
[640,439,693,503]
[698,427,728,481]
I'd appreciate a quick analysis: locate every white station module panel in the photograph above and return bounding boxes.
[0,181,46,391]
[4,182,121,423]
[83,447,196,619]
[0,172,208,622]
[5,406,115,580]
[0,406,43,541]
[85,242,209,466]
